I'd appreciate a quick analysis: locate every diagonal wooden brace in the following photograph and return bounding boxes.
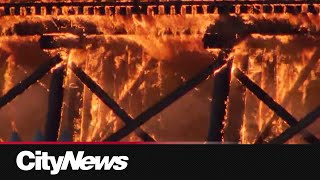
[0,55,62,109]
[70,63,155,142]
[233,68,319,143]
[104,59,225,142]
[269,105,320,144]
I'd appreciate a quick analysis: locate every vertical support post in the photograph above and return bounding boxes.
[64,75,83,141]
[224,55,248,143]
[44,65,66,141]
[207,51,232,142]
[243,51,262,143]
[0,49,10,97]
[259,50,277,136]
[80,60,93,142]
[60,54,84,142]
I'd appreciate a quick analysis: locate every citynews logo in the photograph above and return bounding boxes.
[16,151,129,175]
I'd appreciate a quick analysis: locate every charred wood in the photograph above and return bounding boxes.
[104,55,225,142]
[44,65,66,141]
[208,58,232,142]
[70,63,155,142]
[269,105,320,144]
[224,55,248,143]
[255,48,320,143]
[0,49,10,97]
[0,55,62,109]
[234,68,319,144]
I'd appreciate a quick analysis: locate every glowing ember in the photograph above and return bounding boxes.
[0,1,319,143]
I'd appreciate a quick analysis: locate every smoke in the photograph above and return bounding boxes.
[0,37,51,141]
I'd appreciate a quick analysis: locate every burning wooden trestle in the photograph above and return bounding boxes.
[1,1,320,143]
[1,44,319,143]
[0,0,319,16]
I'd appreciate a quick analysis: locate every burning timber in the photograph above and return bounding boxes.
[207,51,232,142]
[0,1,319,16]
[44,64,66,141]
[0,1,320,143]
[70,62,155,141]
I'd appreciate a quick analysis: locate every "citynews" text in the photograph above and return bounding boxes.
[16,151,129,175]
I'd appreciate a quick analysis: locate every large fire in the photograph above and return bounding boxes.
[0,0,319,144]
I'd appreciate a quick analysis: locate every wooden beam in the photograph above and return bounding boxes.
[224,55,248,143]
[234,68,319,143]
[255,48,320,144]
[70,63,155,142]
[208,59,232,142]
[0,49,10,97]
[44,65,66,141]
[104,58,225,142]
[269,105,320,144]
[0,55,62,109]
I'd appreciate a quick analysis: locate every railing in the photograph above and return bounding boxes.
[0,0,319,16]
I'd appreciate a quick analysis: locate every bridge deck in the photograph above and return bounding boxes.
[0,0,319,16]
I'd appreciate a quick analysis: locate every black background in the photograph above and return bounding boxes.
[1,144,320,178]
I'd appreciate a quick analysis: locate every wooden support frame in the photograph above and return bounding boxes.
[269,105,320,144]
[0,55,62,109]
[234,68,319,144]
[104,57,225,142]
[255,48,320,143]
[70,63,155,142]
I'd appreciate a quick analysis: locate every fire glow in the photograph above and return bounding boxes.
[0,0,319,144]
